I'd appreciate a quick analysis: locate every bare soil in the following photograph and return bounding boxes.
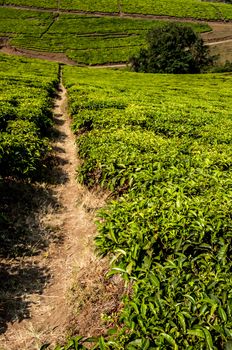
[206,38,232,45]
[0,76,115,349]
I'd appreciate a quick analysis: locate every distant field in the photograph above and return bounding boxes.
[0,0,119,12]
[122,0,232,20]
[0,8,53,36]
[1,0,232,20]
[59,0,119,12]
[0,8,211,65]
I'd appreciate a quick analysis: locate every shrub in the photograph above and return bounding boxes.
[130,23,214,73]
[0,120,50,178]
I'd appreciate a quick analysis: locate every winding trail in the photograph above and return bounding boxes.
[0,71,108,350]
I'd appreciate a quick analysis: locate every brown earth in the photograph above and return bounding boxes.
[0,45,77,66]
[0,73,121,349]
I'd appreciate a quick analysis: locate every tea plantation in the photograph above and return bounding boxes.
[61,66,232,349]
[0,54,58,177]
[1,0,232,20]
[0,8,210,65]
[0,0,232,343]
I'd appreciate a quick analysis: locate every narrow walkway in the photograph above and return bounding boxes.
[0,72,107,350]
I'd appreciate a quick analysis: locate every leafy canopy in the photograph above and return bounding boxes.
[130,23,213,73]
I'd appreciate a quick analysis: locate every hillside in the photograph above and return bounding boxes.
[0,7,211,65]
[0,1,232,65]
[0,0,232,348]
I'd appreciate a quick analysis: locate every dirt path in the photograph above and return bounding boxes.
[0,71,108,350]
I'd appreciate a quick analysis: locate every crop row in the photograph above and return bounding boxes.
[0,8,210,65]
[122,0,232,20]
[0,8,53,36]
[0,54,58,178]
[1,0,232,20]
[63,67,232,349]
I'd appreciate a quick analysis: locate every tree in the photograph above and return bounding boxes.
[130,23,213,74]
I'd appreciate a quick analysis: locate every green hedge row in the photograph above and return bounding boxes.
[0,54,58,178]
[61,67,232,349]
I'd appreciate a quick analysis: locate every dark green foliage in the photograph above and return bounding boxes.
[130,23,213,73]
[0,120,50,177]
[0,102,17,130]
[0,54,58,178]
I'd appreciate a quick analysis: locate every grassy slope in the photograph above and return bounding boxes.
[63,66,232,348]
[0,8,210,64]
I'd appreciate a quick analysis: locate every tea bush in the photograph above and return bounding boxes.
[0,54,58,178]
[62,66,232,349]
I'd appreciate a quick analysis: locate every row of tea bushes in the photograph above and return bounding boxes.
[0,54,58,178]
[1,0,232,20]
[62,67,232,349]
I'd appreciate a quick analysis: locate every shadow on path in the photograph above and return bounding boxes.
[0,106,70,335]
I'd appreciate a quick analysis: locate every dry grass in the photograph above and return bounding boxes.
[67,257,126,339]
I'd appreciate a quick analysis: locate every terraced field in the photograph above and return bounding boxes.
[0,8,211,65]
